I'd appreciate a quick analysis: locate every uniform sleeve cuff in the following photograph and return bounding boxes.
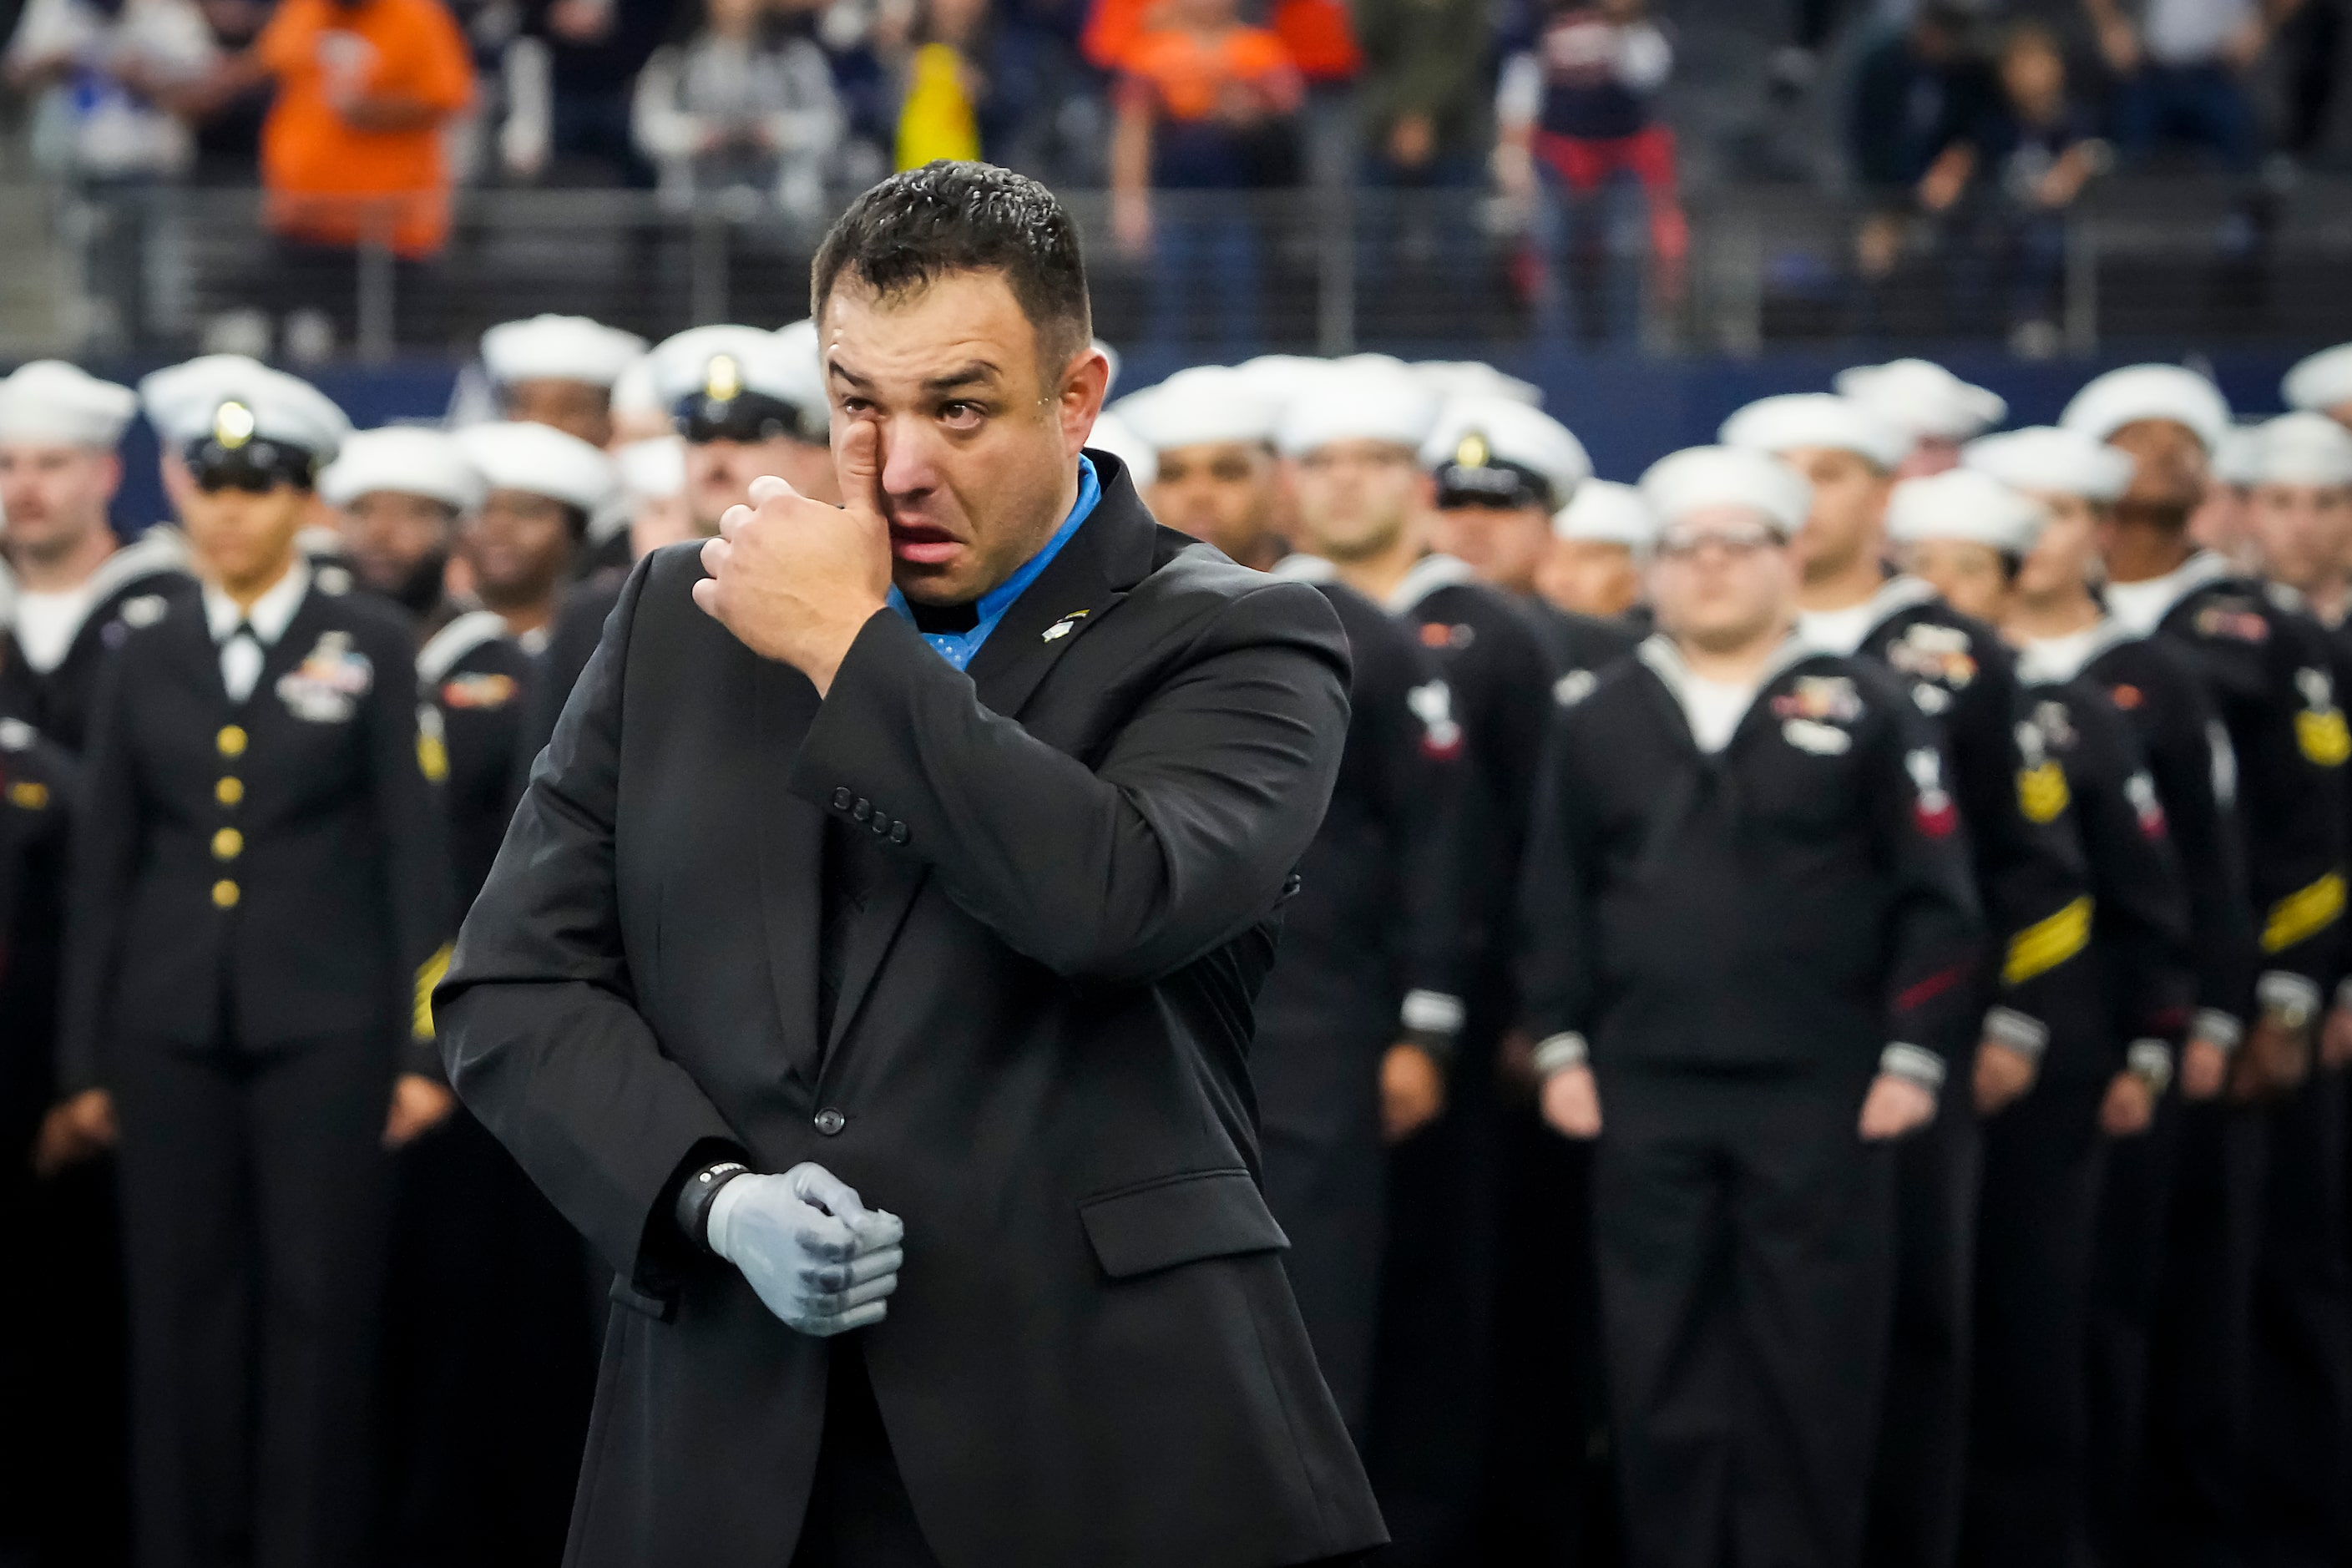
[2126,1039,2173,1097]
[1981,1005,2049,1059]
[1533,1031,1590,1078]
[2193,1008,2243,1054]
[1880,1042,1946,1093]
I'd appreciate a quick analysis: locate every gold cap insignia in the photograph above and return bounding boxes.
[214,401,255,448]
[1454,432,1490,469]
[705,354,742,401]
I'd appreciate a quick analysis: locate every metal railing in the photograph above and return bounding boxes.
[35,175,2352,362]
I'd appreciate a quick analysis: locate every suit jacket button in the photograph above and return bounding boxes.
[212,879,240,909]
[889,822,909,845]
[217,725,247,758]
[852,798,871,822]
[814,1108,847,1136]
[832,787,852,810]
[869,813,890,836]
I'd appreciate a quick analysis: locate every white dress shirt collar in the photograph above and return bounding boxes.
[203,557,311,648]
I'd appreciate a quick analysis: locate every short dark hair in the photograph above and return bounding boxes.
[812,161,1092,369]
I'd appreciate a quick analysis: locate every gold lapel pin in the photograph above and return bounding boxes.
[1042,611,1088,643]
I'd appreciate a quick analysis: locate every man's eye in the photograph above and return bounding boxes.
[940,402,982,425]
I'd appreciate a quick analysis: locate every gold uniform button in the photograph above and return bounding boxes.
[211,879,240,909]
[212,827,243,861]
[217,726,247,758]
[216,776,244,807]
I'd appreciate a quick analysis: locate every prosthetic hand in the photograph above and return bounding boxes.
[708,1163,904,1337]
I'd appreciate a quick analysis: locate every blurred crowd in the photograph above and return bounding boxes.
[10,286,2352,1566]
[4,0,2344,355]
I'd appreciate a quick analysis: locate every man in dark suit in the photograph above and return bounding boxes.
[438,162,1387,1568]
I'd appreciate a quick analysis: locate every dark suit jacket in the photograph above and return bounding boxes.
[436,459,1387,1568]
[59,576,455,1090]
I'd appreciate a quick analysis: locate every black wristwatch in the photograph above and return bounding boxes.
[676,1161,751,1254]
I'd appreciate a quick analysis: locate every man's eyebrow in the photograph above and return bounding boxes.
[924,362,1002,393]
[825,359,1003,395]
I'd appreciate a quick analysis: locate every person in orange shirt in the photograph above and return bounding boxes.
[200,0,473,349]
[1108,0,1301,354]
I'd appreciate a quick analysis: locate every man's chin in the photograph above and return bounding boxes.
[893,560,976,606]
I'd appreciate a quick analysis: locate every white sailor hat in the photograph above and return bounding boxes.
[1639,446,1812,536]
[481,315,648,389]
[2283,344,2352,415]
[0,360,138,448]
[614,434,685,501]
[453,422,620,515]
[1412,360,1545,408]
[2058,364,2232,452]
[1421,397,1591,512]
[140,356,352,481]
[1885,469,2047,555]
[609,354,663,421]
[319,427,486,513]
[1962,426,2137,503]
[2248,412,2352,488]
[1085,409,1158,489]
[2211,423,2266,488]
[648,324,827,441]
[1233,354,1336,414]
[1553,478,1656,549]
[1274,362,1440,459]
[1111,366,1282,452]
[1832,358,2007,442]
[1720,392,1911,472]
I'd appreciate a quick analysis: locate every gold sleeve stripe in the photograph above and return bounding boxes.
[2003,896,2093,986]
[2262,872,2346,955]
[413,942,453,1040]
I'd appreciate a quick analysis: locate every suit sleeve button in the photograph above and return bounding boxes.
[889,822,909,845]
[852,798,871,822]
[870,813,890,836]
[832,787,852,810]
[813,1108,847,1136]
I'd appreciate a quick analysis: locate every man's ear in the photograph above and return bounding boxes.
[1060,345,1112,456]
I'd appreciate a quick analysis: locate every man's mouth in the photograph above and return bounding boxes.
[889,524,962,565]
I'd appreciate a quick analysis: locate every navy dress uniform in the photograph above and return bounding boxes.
[1375,554,1554,1555]
[1414,397,1633,1563]
[59,370,456,1568]
[1520,448,1982,1568]
[0,713,80,1531]
[1252,554,1469,1435]
[381,608,594,1568]
[377,426,609,1568]
[2067,365,2352,1566]
[1965,424,2265,1565]
[0,358,187,1567]
[1879,468,2195,1568]
[1728,394,2097,1568]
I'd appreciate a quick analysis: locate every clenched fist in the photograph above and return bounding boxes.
[694,419,893,693]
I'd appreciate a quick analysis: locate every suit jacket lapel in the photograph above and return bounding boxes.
[819,461,1163,1060]
[964,462,1161,722]
[753,658,827,1080]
